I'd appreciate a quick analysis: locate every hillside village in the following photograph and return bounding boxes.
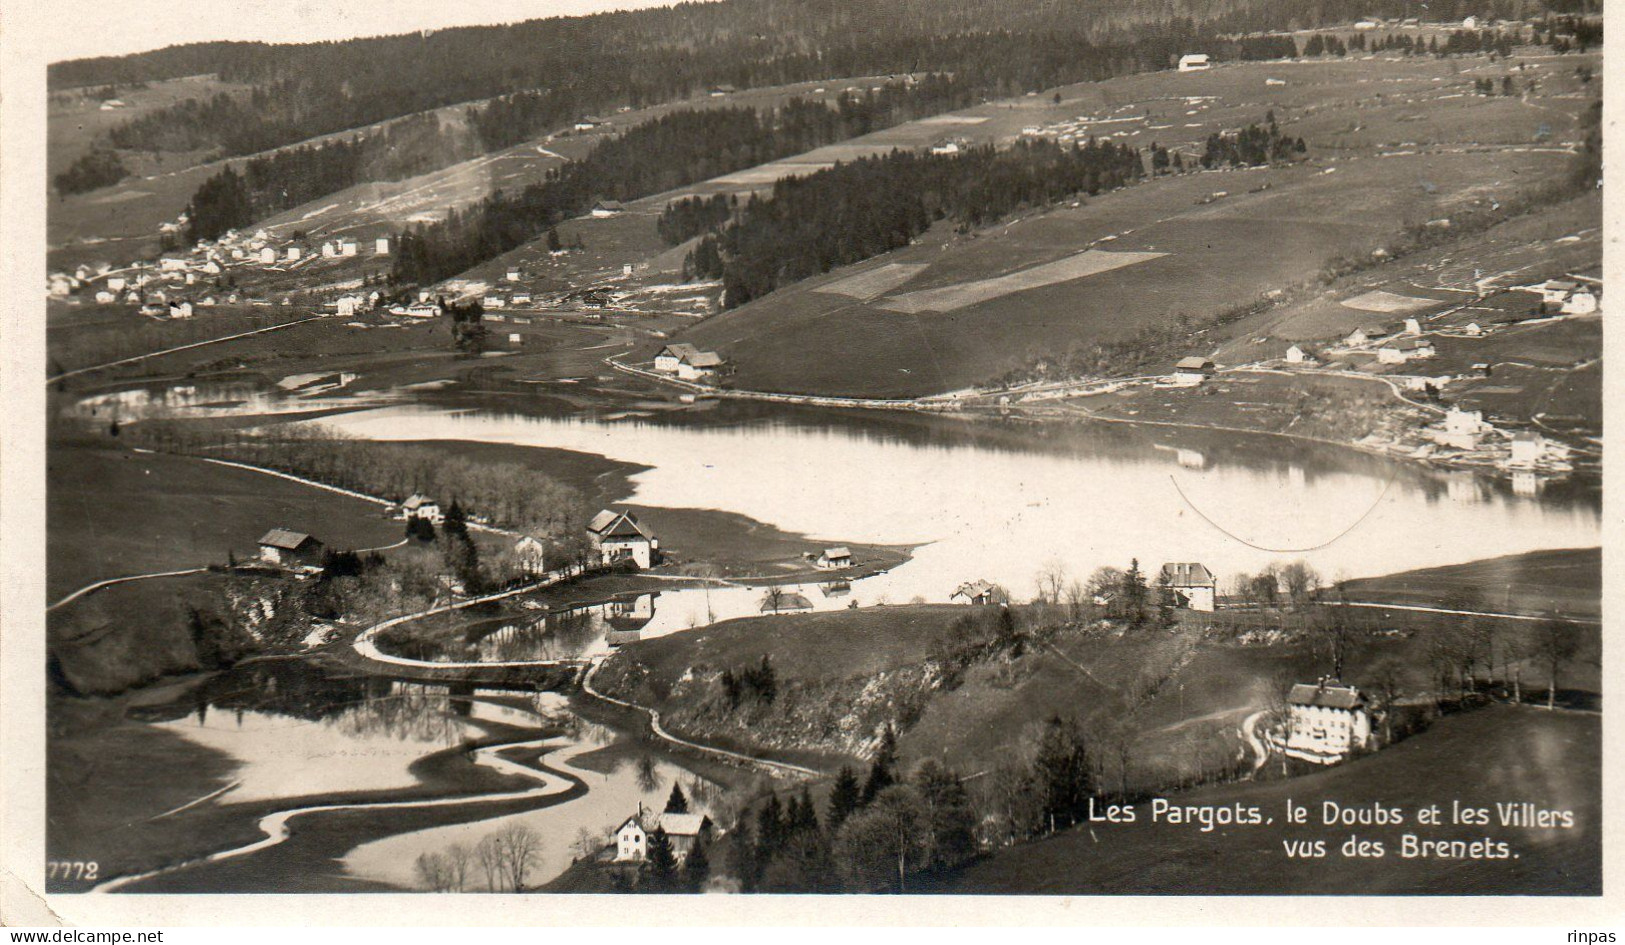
[39,1,1602,901]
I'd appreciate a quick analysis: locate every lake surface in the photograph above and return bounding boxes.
[314,399,1600,604]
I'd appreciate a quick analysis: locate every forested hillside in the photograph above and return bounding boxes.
[686,139,1148,308]
[384,82,993,286]
[57,0,1597,169]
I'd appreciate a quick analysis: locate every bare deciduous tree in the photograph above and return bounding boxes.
[474,833,505,892]
[494,823,544,891]
[1034,558,1069,607]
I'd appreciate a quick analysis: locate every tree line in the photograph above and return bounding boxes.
[386,88,979,286]
[1199,112,1306,168]
[64,0,1310,207]
[183,112,484,242]
[53,149,129,196]
[683,137,1145,309]
[125,422,588,557]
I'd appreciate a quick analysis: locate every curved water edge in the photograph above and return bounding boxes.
[94,712,581,893]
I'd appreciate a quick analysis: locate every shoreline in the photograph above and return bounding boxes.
[606,358,1598,489]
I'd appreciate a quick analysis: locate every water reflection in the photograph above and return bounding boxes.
[134,663,505,803]
[313,402,1599,596]
[65,379,397,423]
[383,595,663,664]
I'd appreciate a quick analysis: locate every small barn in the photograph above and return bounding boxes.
[951,580,997,605]
[816,546,853,570]
[1170,357,1216,386]
[257,528,325,568]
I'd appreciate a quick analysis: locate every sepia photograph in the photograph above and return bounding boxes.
[15,0,1608,910]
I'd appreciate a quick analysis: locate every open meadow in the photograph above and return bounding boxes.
[48,443,404,598]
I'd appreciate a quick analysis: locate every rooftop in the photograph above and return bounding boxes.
[1159,562,1215,587]
[258,528,316,550]
[1288,681,1367,710]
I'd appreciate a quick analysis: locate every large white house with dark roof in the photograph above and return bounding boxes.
[1284,678,1373,764]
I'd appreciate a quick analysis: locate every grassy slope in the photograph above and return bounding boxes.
[47,75,243,178]
[47,443,405,597]
[610,604,970,687]
[1340,547,1601,619]
[599,564,1600,777]
[944,704,1600,895]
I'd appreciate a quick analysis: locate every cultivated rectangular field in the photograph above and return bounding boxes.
[877,249,1166,314]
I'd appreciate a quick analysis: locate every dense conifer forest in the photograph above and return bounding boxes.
[681,138,1147,308]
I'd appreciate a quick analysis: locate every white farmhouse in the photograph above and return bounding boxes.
[1158,562,1217,612]
[816,546,853,570]
[677,351,725,381]
[614,816,648,862]
[1170,356,1216,386]
[375,237,392,255]
[1178,53,1211,72]
[951,580,997,605]
[587,509,658,569]
[1285,344,1318,364]
[654,343,701,374]
[401,494,444,524]
[1284,678,1373,764]
[1377,338,1435,364]
[514,535,548,574]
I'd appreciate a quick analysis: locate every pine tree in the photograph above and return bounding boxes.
[757,794,785,853]
[827,765,863,828]
[646,827,678,889]
[680,833,710,892]
[1122,558,1149,628]
[1156,569,1177,627]
[1032,714,1092,833]
[665,782,690,814]
[862,723,899,803]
